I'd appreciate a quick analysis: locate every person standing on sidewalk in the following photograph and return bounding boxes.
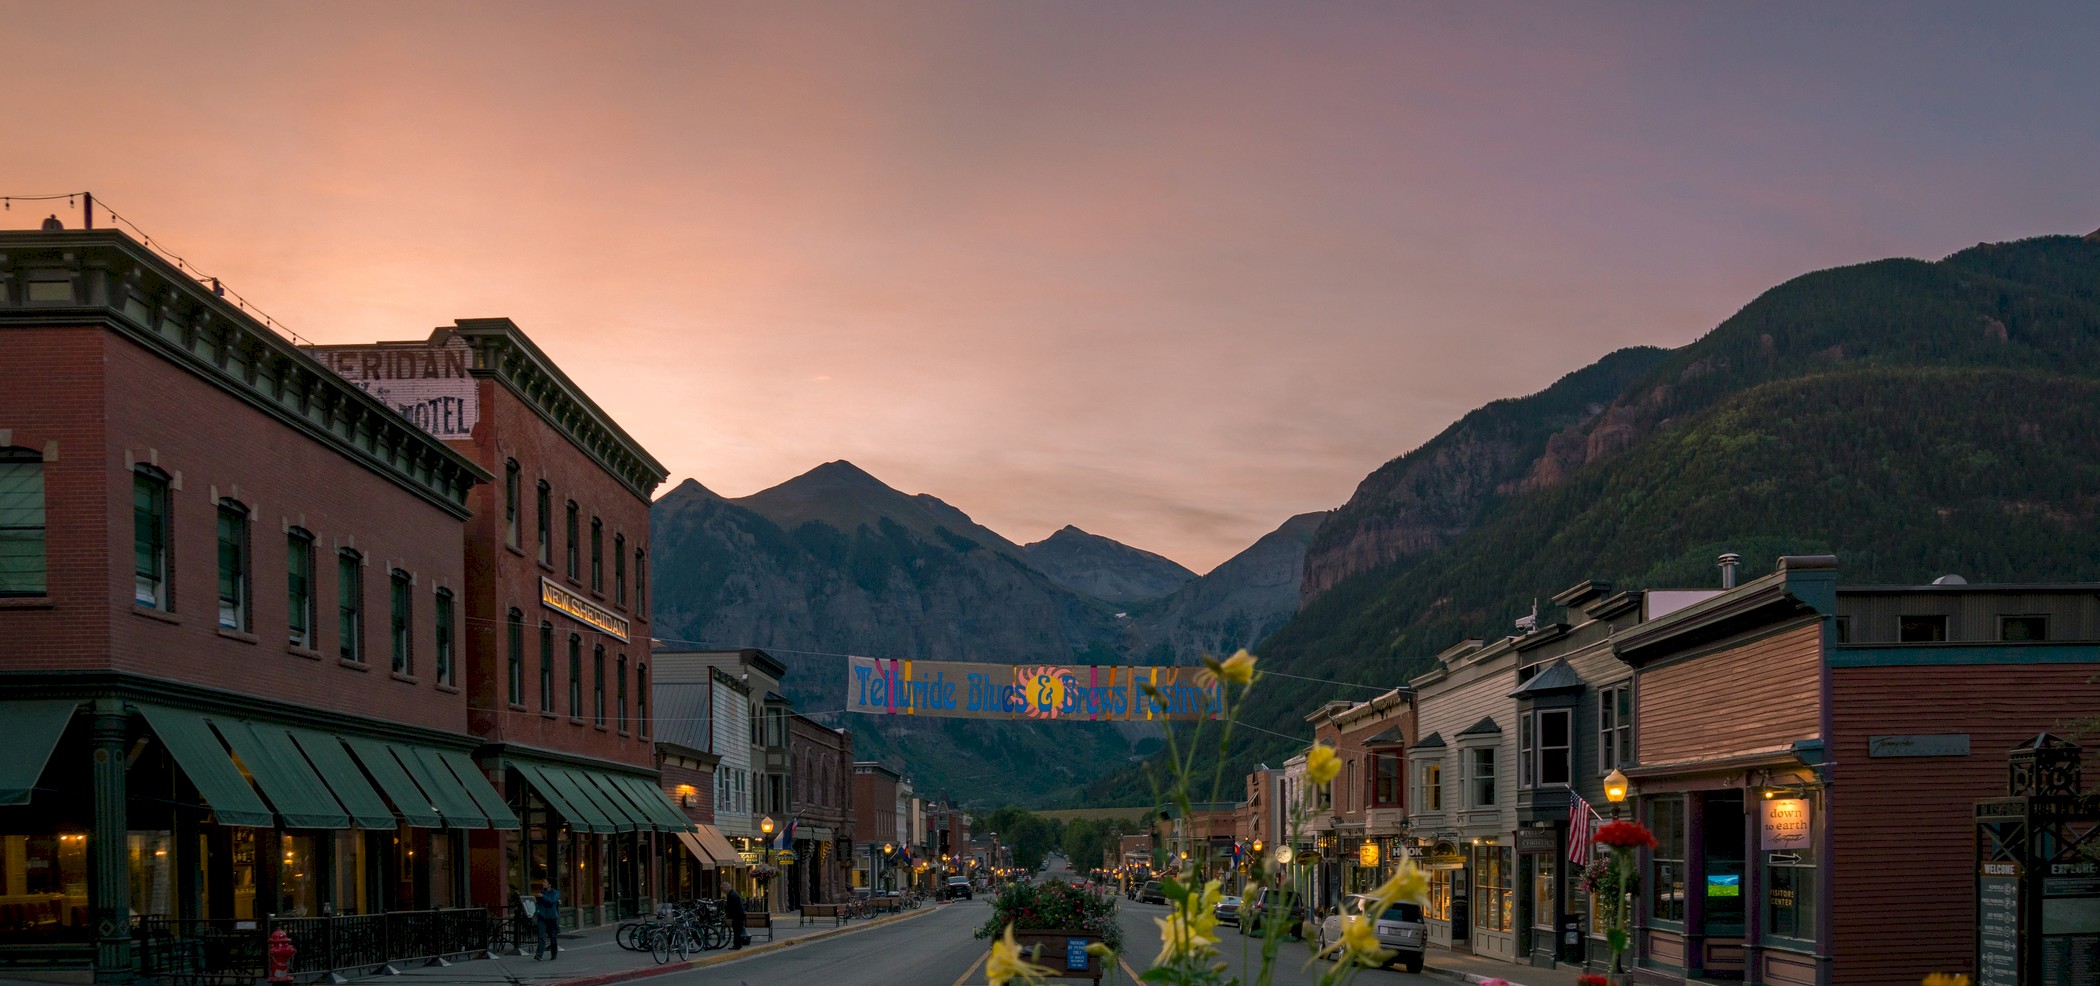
[533,881,562,960]
[724,886,748,949]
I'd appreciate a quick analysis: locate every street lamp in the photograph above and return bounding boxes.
[759,815,776,910]
[883,842,895,893]
[1603,768,1630,820]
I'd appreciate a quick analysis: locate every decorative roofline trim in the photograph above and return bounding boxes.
[0,231,488,517]
[447,318,668,501]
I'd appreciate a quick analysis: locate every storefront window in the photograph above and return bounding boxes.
[282,833,320,917]
[0,833,89,939]
[1531,856,1557,930]
[1766,847,1816,941]
[128,831,175,919]
[1649,796,1687,923]
[1703,792,1746,934]
[1428,868,1456,921]
[334,831,369,914]
[1475,846,1513,932]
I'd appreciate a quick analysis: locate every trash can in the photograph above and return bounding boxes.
[1558,913,1585,964]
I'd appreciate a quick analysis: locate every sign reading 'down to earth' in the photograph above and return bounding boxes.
[308,337,479,440]
[845,656,1226,721]
[1760,797,1812,850]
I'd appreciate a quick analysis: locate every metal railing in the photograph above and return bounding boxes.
[135,908,493,985]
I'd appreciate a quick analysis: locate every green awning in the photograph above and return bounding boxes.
[138,705,273,828]
[400,746,488,830]
[343,737,443,828]
[635,776,698,833]
[0,700,77,805]
[594,773,670,832]
[512,762,606,834]
[284,728,399,829]
[612,774,695,832]
[212,719,349,829]
[436,750,520,831]
[545,766,629,833]
[579,771,655,831]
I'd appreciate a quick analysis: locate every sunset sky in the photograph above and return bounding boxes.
[6,2,2096,571]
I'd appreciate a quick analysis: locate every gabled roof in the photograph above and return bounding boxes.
[1412,732,1445,749]
[1510,659,1586,698]
[1364,727,1406,747]
[1456,716,1502,737]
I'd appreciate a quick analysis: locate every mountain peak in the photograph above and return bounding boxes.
[1023,526,1196,604]
[660,477,720,502]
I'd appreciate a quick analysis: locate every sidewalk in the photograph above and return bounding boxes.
[1422,946,1593,986]
[341,905,941,986]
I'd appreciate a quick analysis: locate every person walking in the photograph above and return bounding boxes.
[723,886,748,949]
[533,881,562,960]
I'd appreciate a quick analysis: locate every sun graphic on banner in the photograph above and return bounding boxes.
[1016,665,1072,719]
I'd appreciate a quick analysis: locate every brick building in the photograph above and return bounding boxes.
[0,228,497,980]
[788,714,854,906]
[310,319,685,927]
[851,762,902,890]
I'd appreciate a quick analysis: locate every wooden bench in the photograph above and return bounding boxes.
[799,903,845,927]
[870,897,901,914]
[744,911,775,943]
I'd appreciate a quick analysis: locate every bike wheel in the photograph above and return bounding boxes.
[702,920,727,951]
[650,928,674,965]
[617,922,642,951]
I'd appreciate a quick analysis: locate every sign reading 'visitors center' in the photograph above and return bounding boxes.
[845,656,1226,721]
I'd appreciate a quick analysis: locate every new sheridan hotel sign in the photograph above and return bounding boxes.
[542,577,629,643]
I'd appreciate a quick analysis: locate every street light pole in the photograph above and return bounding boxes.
[759,816,776,915]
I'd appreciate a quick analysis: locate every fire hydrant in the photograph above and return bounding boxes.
[266,929,296,983]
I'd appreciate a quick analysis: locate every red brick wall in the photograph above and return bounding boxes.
[660,760,715,824]
[0,326,111,668]
[455,378,654,768]
[3,325,470,733]
[1828,662,2100,986]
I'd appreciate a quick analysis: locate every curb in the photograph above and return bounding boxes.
[546,905,942,986]
[1422,966,1538,986]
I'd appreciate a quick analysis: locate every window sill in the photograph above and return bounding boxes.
[287,645,322,660]
[508,702,529,712]
[132,604,182,625]
[339,658,371,672]
[538,559,555,573]
[0,596,55,609]
[389,672,419,685]
[593,723,608,732]
[436,683,461,694]
[570,717,586,725]
[506,543,527,558]
[216,628,259,644]
[540,710,559,719]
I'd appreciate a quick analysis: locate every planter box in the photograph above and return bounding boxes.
[1010,928,1102,984]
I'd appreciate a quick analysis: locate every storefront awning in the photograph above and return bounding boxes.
[693,824,741,867]
[138,705,274,828]
[398,746,489,830]
[212,718,349,829]
[0,699,76,805]
[798,826,835,843]
[284,727,399,829]
[579,771,654,831]
[435,750,521,830]
[612,774,696,833]
[675,830,720,866]
[512,762,606,834]
[343,737,444,828]
[546,766,632,833]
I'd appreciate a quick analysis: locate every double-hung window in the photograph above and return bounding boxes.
[635,550,646,617]
[535,481,551,565]
[616,653,629,733]
[504,459,520,548]
[337,550,364,662]
[286,529,315,647]
[217,501,251,631]
[1470,747,1497,807]
[539,622,555,712]
[1371,752,1402,806]
[434,588,455,686]
[590,518,603,592]
[636,664,648,737]
[1531,709,1571,786]
[389,570,413,675]
[1599,686,1632,772]
[568,634,583,718]
[1649,795,1687,922]
[134,468,171,609]
[1519,714,1534,788]
[593,645,606,725]
[1420,762,1443,811]
[614,534,626,607]
[0,449,46,597]
[565,502,579,580]
[506,609,524,704]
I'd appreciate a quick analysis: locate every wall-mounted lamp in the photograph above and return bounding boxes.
[1761,786,1807,800]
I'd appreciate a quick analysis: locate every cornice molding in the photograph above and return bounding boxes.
[448,318,669,501]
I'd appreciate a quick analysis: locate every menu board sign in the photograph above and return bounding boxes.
[1978,861,2019,986]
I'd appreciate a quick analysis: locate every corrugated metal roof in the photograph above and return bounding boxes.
[653,682,712,751]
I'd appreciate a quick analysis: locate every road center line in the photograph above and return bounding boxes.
[947,950,987,986]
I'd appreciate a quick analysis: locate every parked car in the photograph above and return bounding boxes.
[1241,886,1305,938]
[1213,894,1242,926]
[1138,880,1167,905]
[946,876,974,900]
[1314,893,1426,973]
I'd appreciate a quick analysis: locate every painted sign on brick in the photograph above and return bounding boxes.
[308,338,478,440]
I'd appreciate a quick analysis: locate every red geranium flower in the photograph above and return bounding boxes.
[1578,975,1610,986]
[1594,820,1658,851]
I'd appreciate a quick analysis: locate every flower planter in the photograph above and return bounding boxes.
[1010,928,1102,984]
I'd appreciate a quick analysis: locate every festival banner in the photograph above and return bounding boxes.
[844,656,1226,721]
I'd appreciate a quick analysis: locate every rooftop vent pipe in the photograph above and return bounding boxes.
[1719,552,1742,589]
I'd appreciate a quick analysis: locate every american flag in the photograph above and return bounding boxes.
[1568,793,1598,867]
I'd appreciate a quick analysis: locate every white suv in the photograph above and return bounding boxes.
[1315,893,1426,973]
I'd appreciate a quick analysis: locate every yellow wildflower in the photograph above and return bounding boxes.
[1921,977,1970,986]
[1316,913,1393,968]
[1368,858,1430,912]
[1154,880,1224,965]
[1308,743,1341,787]
[1218,649,1258,686]
[987,923,1056,986]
